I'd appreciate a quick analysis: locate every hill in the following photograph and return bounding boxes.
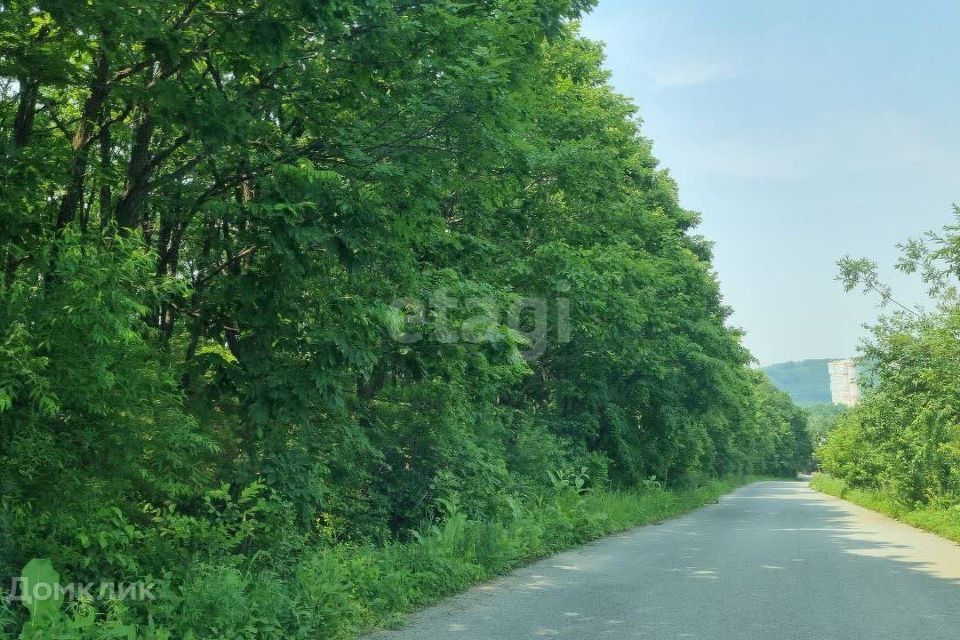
[763,359,835,406]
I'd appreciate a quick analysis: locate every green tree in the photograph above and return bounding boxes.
[821,210,960,506]
[1,2,811,636]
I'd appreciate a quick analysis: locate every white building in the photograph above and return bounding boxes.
[828,359,861,406]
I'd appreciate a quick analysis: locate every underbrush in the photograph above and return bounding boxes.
[2,477,757,640]
[810,474,960,544]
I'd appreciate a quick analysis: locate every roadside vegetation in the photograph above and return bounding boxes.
[1,476,765,640]
[805,402,847,449]
[813,212,960,543]
[0,2,810,638]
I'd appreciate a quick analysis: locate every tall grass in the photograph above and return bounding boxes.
[284,476,759,639]
[4,477,761,640]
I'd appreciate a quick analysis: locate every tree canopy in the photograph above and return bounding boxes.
[0,2,809,637]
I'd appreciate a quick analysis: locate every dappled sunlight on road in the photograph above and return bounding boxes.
[819,502,960,584]
[747,481,960,585]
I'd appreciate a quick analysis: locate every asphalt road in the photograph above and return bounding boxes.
[371,480,960,640]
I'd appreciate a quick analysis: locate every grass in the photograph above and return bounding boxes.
[810,474,960,544]
[2,476,767,640]
[305,475,765,640]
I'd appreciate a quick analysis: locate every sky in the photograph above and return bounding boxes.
[580,0,960,365]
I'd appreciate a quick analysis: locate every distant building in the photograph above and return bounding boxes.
[828,359,861,406]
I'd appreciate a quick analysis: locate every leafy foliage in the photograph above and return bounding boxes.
[820,211,960,510]
[805,402,847,449]
[1,1,809,637]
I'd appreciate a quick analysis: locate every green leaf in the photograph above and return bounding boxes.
[19,558,63,622]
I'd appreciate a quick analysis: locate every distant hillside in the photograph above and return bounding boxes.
[763,359,834,406]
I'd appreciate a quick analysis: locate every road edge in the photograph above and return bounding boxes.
[809,473,960,545]
[361,476,777,638]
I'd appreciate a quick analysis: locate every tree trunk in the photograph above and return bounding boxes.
[56,51,110,230]
[12,78,39,148]
[114,107,156,230]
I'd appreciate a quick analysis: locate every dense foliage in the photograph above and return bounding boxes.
[819,212,960,509]
[1,1,809,637]
[805,402,847,449]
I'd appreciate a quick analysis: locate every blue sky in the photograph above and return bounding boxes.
[580,0,960,365]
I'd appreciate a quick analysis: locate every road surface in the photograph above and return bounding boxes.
[371,480,960,640]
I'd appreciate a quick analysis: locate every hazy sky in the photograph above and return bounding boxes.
[581,0,960,365]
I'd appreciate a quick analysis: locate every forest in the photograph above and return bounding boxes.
[815,214,960,539]
[0,2,810,638]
